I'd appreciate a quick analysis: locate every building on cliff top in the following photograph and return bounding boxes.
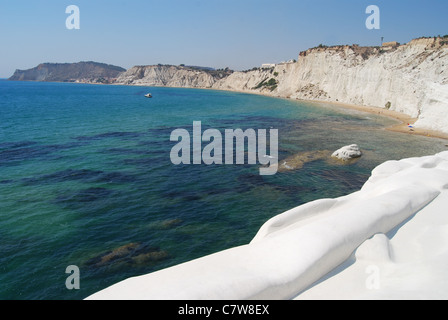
[261,63,276,69]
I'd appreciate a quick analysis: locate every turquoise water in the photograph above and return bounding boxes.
[0,80,446,299]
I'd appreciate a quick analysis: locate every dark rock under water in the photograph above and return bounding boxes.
[85,242,170,269]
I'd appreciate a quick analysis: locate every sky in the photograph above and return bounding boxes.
[0,0,447,77]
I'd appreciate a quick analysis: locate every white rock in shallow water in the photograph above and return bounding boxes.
[331,144,362,161]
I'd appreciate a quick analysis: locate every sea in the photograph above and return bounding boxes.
[0,80,446,300]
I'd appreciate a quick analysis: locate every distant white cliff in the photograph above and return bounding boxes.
[115,65,231,88]
[86,151,448,300]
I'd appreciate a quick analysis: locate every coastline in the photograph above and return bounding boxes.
[323,100,448,140]
[206,86,448,141]
[6,78,448,141]
[114,80,448,141]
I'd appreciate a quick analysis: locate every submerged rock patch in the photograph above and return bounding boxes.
[85,242,169,269]
[147,218,184,230]
[278,150,331,172]
[55,187,115,204]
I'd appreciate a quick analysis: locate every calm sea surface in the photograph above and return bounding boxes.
[0,80,446,299]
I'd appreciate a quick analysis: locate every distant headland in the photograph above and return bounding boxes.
[8,61,125,84]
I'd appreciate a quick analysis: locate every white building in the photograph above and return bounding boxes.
[261,63,276,69]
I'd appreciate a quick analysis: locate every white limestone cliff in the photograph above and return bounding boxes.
[213,37,448,133]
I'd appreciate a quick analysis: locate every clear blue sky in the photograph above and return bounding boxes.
[0,0,447,77]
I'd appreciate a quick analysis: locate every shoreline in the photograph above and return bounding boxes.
[6,79,448,141]
[208,86,448,141]
[321,100,448,141]
[210,87,448,141]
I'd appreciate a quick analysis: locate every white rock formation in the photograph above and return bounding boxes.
[86,151,448,300]
[331,144,362,161]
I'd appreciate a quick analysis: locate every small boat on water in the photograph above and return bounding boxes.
[144,93,152,98]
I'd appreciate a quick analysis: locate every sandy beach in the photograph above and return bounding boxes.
[306,99,448,141]
[207,83,448,141]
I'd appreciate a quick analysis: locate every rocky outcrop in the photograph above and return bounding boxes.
[331,144,362,161]
[9,61,125,83]
[115,65,232,88]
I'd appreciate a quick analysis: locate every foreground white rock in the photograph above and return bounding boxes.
[331,144,362,160]
[86,151,448,300]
